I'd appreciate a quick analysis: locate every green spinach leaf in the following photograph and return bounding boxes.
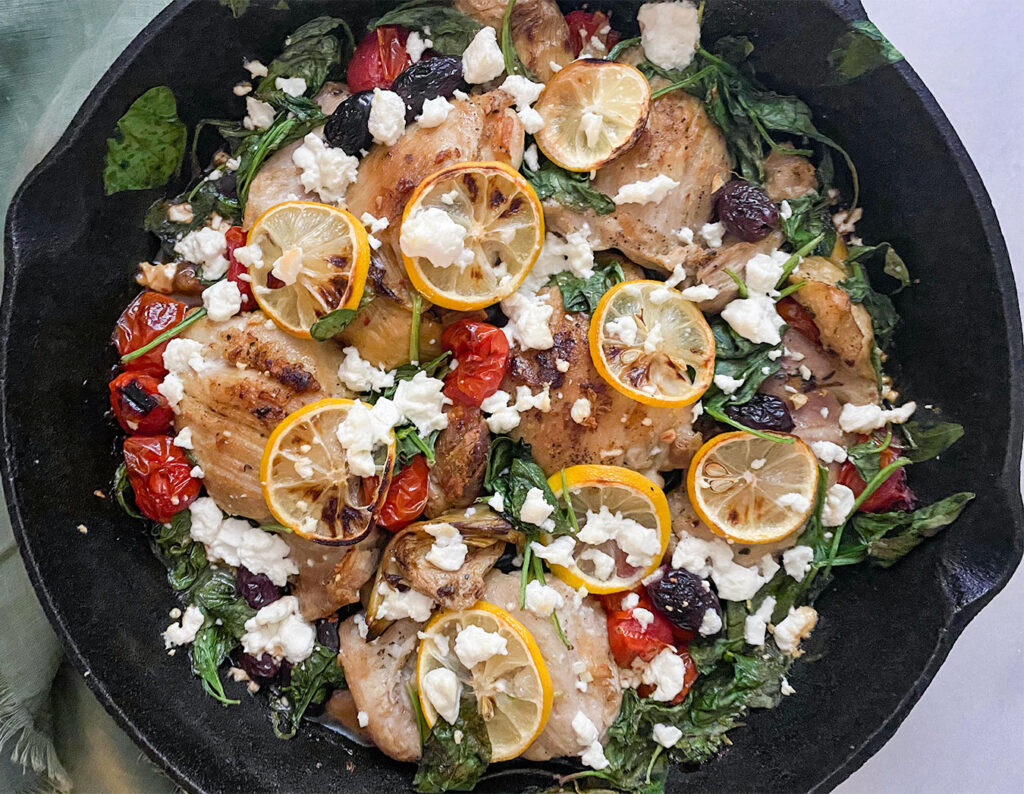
[845,432,892,482]
[143,180,240,256]
[483,437,571,535]
[395,425,442,466]
[852,492,975,567]
[523,159,615,215]
[414,692,491,793]
[847,242,910,290]
[103,86,187,195]
[779,192,836,257]
[371,0,482,56]
[828,20,903,83]
[188,569,255,636]
[271,642,346,738]
[190,622,239,706]
[219,0,250,17]
[548,260,625,314]
[310,287,375,340]
[112,463,144,519]
[150,510,208,592]
[900,421,964,463]
[256,17,352,103]
[500,0,533,78]
[839,262,900,349]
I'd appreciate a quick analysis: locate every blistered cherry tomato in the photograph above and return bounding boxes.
[377,455,429,530]
[224,226,257,311]
[776,296,821,345]
[347,26,411,92]
[108,372,174,434]
[113,292,188,377]
[441,319,509,406]
[122,435,201,523]
[602,589,675,668]
[565,10,621,56]
[637,647,699,704]
[837,437,916,513]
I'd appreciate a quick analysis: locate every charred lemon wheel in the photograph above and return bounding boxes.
[539,465,670,594]
[590,280,715,407]
[533,59,651,172]
[400,161,544,310]
[246,201,370,338]
[687,431,819,545]
[260,399,394,544]
[417,602,553,762]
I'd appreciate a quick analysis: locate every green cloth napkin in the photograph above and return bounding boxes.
[0,3,179,791]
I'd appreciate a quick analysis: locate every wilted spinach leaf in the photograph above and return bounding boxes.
[371,0,482,56]
[414,692,491,792]
[190,622,239,706]
[839,262,900,349]
[271,642,346,738]
[188,568,255,637]
[548,260,625,314]
[112,463,143,519]
[852,492,975,566]
[219,0,250,17]
[103,86,187,195]
[900,421,964,463]
[150,510,208,592]
[780,192,836,257]
[828,20,903,83]
[395,425,441,466]
[483,437,571,535]
[255,17,352,103]
[310,309,357,340]
[523,159,615,215]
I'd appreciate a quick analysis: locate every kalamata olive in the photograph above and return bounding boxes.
[724,393,795,432]
[316,618,340,652]
[241,652,280,682]
[324,90,374,155]
[712,179,779,242]
[646,567,722,633]
[390,56,467,123]
[237,566,281,610]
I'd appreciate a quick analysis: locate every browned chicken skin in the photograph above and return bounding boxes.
[285,529,385,620]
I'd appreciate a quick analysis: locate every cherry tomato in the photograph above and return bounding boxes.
[377,455,429,530]
[637,647,699,704]
[113,292,188,377]
[109,372,174,434]
[347,26,411,92]
[565,10,621,56]
[224,226,257,311]
[776,296,821,345]
[837,436,916,513]
[441,319,509,407]
[122,435,201,523]
[602,590,675,668]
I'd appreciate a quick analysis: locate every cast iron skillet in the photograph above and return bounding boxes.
[3,1,1021,791]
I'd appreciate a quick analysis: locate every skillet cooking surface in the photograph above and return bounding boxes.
[3,1,1021,791]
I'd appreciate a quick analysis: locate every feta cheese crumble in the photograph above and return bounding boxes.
[782,545,815,582]
[652,723,683,748]
[671,530,774,602]
[454,625,508,669]
[643,647,688,701]
[638,2,700,71]
[743,595,777,647]
[612,174,680,205]
[680,283,720,302]
[241,596,316,663]
[571,398,592,424]
[188,498,298,585]
[400,207,474,269]
[699,221,726,248]
[499,75,546,134]
[368,89,407,145]
[202,279,242,322]
[777,492,811,513]
[572,712,609,770]
[337,346,396,393]
[772,606,818,655]
[524,142,540,171]
[422,667,461,724]
[577,505,661,570]
[530,536,576,568]
[291,133,359,204]
[391,371,452,434]
[424,522,469,571]
[524,580,564,617]
[462,27,505,84]
[163,338,208,375]
[274,76,307,96]
[839,401,917,434]
[243,96,275,130]
[376,581,435,622]
[174,225,229,279]
[416,96,453,127]
[406,31,432,63]
[713,374,745,395]
[520,487,555,530]
[699,607,723,636]
[334,399,400,477]
[821,483,856,527]
[721,293,785,345]
[163,604,203,648]
[810,440,848,464]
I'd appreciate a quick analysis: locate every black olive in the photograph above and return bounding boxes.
[646,567,722,634]
[237,565,281,610]
[315,618,340,652]
[712,179,779,242]
[724,393,795,432]
[324,90,374,155]
[390,56,468,123]
[241,652,280,682]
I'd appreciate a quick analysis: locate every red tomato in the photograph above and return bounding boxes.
[108,372,174,434]
[603,590,675,668]
[565,10,621,56]
[347,26,411,92]
[637,647,699,704]
[776,296,821,345]
[441,319,510,406]
[113,292,188,377]
[122,435,201,523]
[837,437,916,513]
[377,455,429,530]
[224,226,257,311]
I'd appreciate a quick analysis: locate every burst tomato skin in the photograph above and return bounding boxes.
[441,319,509,406]
[377,454,430,530]
[837,438,916,513]
[109,373,174,434]
[565,10,620,56]
[113,292,188,377]
[122,435,200,523]
[224,226,256,311]
[347,26,411,92]
[776,296,821,346]
[602,590,675,668]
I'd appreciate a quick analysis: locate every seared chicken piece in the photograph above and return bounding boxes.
[425,403,491,517]
[177,313,348,521]
[691,231,785,312]
[502,290,702,475]
[337,617,422,762]
[284,529,384,620]
[544,91,731,273]
[763,146,818,202]
[454,0,574,81]
[481,572,621,761]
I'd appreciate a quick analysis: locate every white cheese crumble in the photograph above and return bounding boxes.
[499,75,546,134]
[188,498,298,585]
[530,536,576,568]
[671,530,774,602]
[779,200,793,220]
[571,398,592,424]
[243,96,275,130]
[400,207,474,269]
[392,371,452,434]
[638,1,700,71]
[772,606,818,655]
[454,625,508,669]
[173,427,194,449]
[652,723,683,748]
[167,202,193,223]
[643,647,688,701]
[777,492,811,513]
[269,247,303,286]
[721,293,785,345]
[461,27,505,84]
[605,315,638,346]
[524,580,564,617]
[232,243,264,269]
[158,374,185,410]
[406,31,432,63]
[243,59,268,78]
[680,284,720,302]
[782,545,815,582]
[334,399,400,477]
[612,174,680,205]
[357,710,370,727]
[487,492,505,512]
[780,677,796,696]
[621,592,640,611]
[572,712,609,770]
[337,346,395,393]
[699,607,723,636]
[699,221,726,248]
[821,483,856,527]
[416,95,453,127]
[633,607,655,630]
[479,385,550,433]
[291,133,359,204]
[810,440,848,464]
[174,225,229,279]
[275,76,307,96]
[376,581,435,622]
[713,373,744,395]
[580,548,616,581]
[839,401,917,433]
[744,249,789,294]
[202,279,242,322]
[162,604,203,648]
[368,88,407,145]
[241,596,316,663]
[163,338,208,375]
[743,595,777,647]
[422,667,461,724]
[524,142,540,171]
[577,504,661,570]
[424,522,469,571]
[520,487,556,529]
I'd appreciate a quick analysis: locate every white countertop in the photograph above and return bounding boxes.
[839,2,1024,792]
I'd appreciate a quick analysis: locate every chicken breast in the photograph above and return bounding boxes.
[502,290,702,475]
[454,0,574,81]
[763,146,818,202]
[285,529,384,620]
[425,403,491,517]
[481,571,621,761]
[544,91,731,273]
[177,312,348,521]
[337,617,422,762]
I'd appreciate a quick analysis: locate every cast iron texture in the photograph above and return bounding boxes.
[2,1,1021,792]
